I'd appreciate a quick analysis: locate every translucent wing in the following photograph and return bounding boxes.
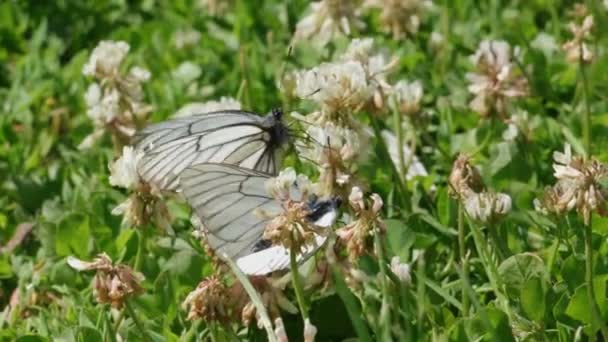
[135,110,285,191]
[180,163,338,275]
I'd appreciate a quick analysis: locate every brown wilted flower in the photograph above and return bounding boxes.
[448,154,485,198]
[534,144,608,225]
[562,15,594,64]
[363,0,432,40]
[337,187,385,261]
[67,253,144,308]
[182,275,234,323]
[466,40,529,118]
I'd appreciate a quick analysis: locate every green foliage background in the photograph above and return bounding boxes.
[2,0,608,341]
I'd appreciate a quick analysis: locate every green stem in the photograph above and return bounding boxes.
[289,240,309,321]
[579,57,592,158]
[375,232,393,341]
[416,252,426,338]
[112,310,125,336]
[584,222,607,339]
[124,300,151,341]
[458,203,470,316]
[134,229,146,272]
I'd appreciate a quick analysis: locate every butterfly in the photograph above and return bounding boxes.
[179,163,341,275]
[134,109,289,192]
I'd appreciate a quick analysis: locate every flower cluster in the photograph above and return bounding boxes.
[80,41,152,150]
[182,275,234,323]
[67,254,144,308]
[293,0,364,47]
[363,0,433,39]
[173,97,241,117]
[109,146,172,232]
[449,154,512,223]
[466,40,528,118]
[562,15,594,64]
[534,144,608,224]
[259,169,322,253]
[337,187,385,261]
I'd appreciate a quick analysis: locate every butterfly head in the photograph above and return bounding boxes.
[264,108,290,148]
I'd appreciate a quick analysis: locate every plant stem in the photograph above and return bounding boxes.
[583,222,607,339]
[289,239,309,321]
[579,58,591,158]
[458,203,470,316]
[375,232,393,341]
[134,229,146,272]
[416,252,426,338]
[124,300,151,341]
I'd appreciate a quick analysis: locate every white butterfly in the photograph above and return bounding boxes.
[179,163,340,275]
[135,109,289,192]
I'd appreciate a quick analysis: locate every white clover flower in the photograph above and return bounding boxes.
[172,61,202,84]
[562,15,594,64]
[304,318,318,342]
[531,32,558,56]
[128,66,151,83]
[536,144,608,224]
[82,41,130,77]
[463,191,512,223]
[362,0,432,39]
[173,29,202,49]
[390,256,411,285]
[80,40,152,149]
[391,80,423,115]
[173,97,241,117]
[109,146,144,190]
[294,61,373,126]
[337,187,385,260]
[293,0,364,47]
[381,130,427,180]
[466,40,528,118]
[341,38,397,110]
[429,31,445,49]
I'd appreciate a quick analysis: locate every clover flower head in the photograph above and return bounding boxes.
[536,144,608,224]
[67,253,144,308]
[463,191,512,223]
[82,41,130,78]
[295,61,373,127]
[562,15,594,64]
[337,187,385,261]
[362,0,432,39]
[390,256,412,285]
[466,40,528,118]
[173,29,202,49]
[173,97,241,117]
[391,79,424,116]
[293,0,364,47]
[448,154,485,198]
[182,276,234,323]
[109,146,144,190]
[260,168,319,252]
[341,38,397,111]
[241,276,297,327]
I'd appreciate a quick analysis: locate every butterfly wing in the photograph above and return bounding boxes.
[135,110,282,191]
[179,163,332,275]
